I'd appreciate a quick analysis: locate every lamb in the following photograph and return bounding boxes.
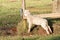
[23,10,52,34]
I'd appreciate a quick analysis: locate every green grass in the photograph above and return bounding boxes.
[0,35,60,40]
[0,0,60,40]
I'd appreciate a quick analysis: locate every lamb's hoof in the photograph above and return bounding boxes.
[28,31,30,33]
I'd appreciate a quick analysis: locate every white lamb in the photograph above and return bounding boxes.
[23,10,52,34]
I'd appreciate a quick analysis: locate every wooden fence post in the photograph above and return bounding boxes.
[22,0,26,12]
[52,0,58,13]
[57,0,60,13]
[22,0,27,32]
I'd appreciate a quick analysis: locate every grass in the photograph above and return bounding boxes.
[0,35,60,40]
[0,0,60,40]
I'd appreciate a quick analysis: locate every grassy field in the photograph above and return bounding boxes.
[0,0,60,40]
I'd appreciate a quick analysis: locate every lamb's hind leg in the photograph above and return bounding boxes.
[41,25,50,34]
[44,26,50,34]
[45,28,50,34]
[48,26,52,34]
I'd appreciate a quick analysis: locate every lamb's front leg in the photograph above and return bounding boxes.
[28,23,32,33]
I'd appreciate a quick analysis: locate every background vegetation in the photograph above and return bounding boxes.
[0,0,60,40]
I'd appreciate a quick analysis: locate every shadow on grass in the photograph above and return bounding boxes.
[30,25,38,32]
[48,19,53,33]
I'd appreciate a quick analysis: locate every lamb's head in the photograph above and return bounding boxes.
[24,10,30,16]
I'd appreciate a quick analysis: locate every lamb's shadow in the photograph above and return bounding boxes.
[30,25,38,32]
[47,19,54,33]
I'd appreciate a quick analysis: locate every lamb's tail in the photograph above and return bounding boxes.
[48,26,52,34]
